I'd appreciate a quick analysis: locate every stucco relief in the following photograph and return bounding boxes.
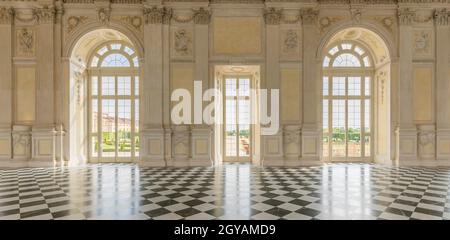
[281,29,300,56]
[16,28,35,57]
[318,16,344,33]
[67,16,89,33]
[377,71,387,104]
[368,16,395,34]
[98,7,111,25]
[413,30,432,56]
[173,28,192,57]
[113,15,143,32]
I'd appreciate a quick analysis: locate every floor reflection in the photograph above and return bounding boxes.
[1,163,450,220]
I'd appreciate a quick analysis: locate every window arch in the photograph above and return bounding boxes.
[322,41,373,162]
[323,42,372,68]
[88,41,140,162]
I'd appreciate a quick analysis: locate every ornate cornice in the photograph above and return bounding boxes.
[434,8,449,26]
[300,8,319,25]
[0,7,14,25]
[264,7,283,25]
[397,8,415,25]
[192,7,211,24]
[144,6,172,24]
[33,5,56,24]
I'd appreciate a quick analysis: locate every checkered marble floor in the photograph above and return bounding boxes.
[1,163,450,220]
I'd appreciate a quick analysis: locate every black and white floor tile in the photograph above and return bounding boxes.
[1,163,450,220]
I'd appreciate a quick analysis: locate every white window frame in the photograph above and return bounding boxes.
[322,41,374,162]
[88,41,140,163]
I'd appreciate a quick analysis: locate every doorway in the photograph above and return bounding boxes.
[223,76,252,162]
[214,65,260,165]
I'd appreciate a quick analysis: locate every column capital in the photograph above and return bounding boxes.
[263,7,283,25]
[397,8,415,26]
[192,7,211,25]
[33,5,56,24]
[0,7,15,25]
[434,8,449,26]
[300,8,319,25]
[144,6,172,24]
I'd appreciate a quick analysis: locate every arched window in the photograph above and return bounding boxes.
[88,42,140,162]
[322,42,373,161]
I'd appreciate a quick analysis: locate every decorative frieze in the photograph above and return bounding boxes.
[192,7,211,25]
[0,7,14,25]
[33,5,56,24]
[434,8,449,26]
[398,8,415,25]
[264,8,283,25]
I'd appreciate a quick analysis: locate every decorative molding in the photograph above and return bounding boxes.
[398,8,415,25]
[0,7,14,25]
[434,8,449,26]
[67,16,89,33]
[192,7,211,25]
[300,8,319,25]
[33,5,56,24]
[264,7,283,25]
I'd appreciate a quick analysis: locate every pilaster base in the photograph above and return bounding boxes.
[261,130,283,166]
[301,127,321,162]
[396,126,418,162]
[190,126,213,166]
[0,127,12,161]
[283,125,301,162]
[436,129,450,160]
[418,124,435,160]
[31,127,57,166]
[139,128,166,167]
[170,125,190,167]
